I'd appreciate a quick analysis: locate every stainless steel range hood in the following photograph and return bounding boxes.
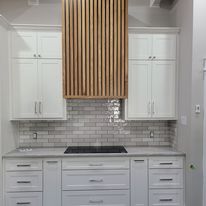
[150,0,177,9]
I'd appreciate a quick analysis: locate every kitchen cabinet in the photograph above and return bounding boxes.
[3,156,184,206]
[12,59,65,119]
[62,0,128,99]
[11,29,66,120]
[11,31,62,59]
[129,33,176,60]
[43,160,61,206]
[131,158,148,206]
[125,28,179,120]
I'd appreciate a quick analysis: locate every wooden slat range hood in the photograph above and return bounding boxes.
[62,0,128,99]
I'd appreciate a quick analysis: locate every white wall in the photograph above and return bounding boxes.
[0,0,173,27]
[171,0,205,205]
[129,0,173,27]
[0,16,18,205]
[0,0,62,25]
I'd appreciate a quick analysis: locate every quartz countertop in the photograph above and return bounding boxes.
[3,147,185,158]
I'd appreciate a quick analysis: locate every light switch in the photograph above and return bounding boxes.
[181,116,187,125]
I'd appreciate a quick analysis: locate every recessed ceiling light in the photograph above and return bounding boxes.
[28,0,39,6]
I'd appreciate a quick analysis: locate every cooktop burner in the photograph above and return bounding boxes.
[64,146,127,154]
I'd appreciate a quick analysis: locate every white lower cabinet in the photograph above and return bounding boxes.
[149,189,183,206]
[131,158,148,206]
[43,159,61,206]
[4,156,184,206]
[62,190,130,206]
[5,192,42,206]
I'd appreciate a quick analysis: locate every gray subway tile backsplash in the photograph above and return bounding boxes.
[18,99,177,148]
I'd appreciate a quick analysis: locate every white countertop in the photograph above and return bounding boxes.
[3,147,185,158]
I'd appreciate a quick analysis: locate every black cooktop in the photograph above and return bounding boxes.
[64,146,127,154]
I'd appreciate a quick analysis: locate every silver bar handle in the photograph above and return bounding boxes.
[159,178,173,181]
[152,101,155,115]
[160,162,173,165]
[17,202,31,205]
[17,164,31,167]
[46,161,58,164]
[34,102,38,114]
[89,163,103,167]
[148,102,151,115]
[17,181,31,184]
[89,200,104,204]
[89,179,103,183]
[39,101,42,114]
[159,199,173,202]
[134,160,145,162]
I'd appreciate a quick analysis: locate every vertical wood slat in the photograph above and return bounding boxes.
[94,0,98,96]
[62,0,66,95]
[86,0,90,96]
[82,0,86,95]
[98,0,102,96]
[63,0,128,99]
[102,0,105,96]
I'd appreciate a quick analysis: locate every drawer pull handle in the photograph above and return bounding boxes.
[160,178,173,181]
[160,199,173,202]
[89,163,103,167]
[89,200,104,204]
[134,160,145,162]
[17,202,31,205]
[89,179,103,183]
[159,162,173,165]
[17,165,31,167]
[17,181,31,184]
[46,161,58,164]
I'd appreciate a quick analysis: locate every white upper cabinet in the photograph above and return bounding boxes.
[38,59,64,118]
[38,32,62,59]
[11,29,66,120]
[11,31,61,59]
[151,61,176,118]
[129,33,177,60]
[153,34,176,60]
[129,34,152,60]
[125,28,178,120]
[12,59,38,118]
[127,61,151,119]
[12,31,37,58]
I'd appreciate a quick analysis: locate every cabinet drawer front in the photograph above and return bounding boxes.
[5,159,42,171]
[62,190,129,206]
[149,189,183,206]
[5,171,42,192]
[149,157,183,169]
[149,169,183,189]
[5,192,42,206]
[62,158,129,170]
[62,170,129,190]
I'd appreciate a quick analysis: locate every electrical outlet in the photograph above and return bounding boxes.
[33,132,38,139]
[150,131,154,138]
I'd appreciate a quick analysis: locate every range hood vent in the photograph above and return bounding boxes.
[150,0,177,9]
[28,0,39,6]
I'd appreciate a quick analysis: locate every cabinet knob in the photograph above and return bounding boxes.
[38,54,41,58]
[153,56,156,59]
[33,54,37,57]
[149,56,152,59]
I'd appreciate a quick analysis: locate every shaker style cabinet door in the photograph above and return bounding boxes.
[131,158,148,206]
[43,160,61,206]
[129,34,152,60]
[37,32,62,59]
[152,34,176,60]
[151,61,176,118]
[11,31,37,58]
[12,59,38,119]
[126,61,152,119]
[38,59,64,118]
